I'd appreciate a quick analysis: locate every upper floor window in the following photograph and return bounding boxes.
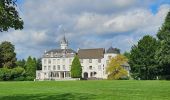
[53,59,56,64]
[62,59,65,63]
[57,59,60,64]
[89,59,92,63]
[98,65,101,70]
[53,65,56,70]
[57,65,60,70]
[44,66,47,70]
[48,59,51,64]
[63,65,66,70]
[108,56,112,59]
[89,66,92,70]
[106,60,109,65]
[98,59,101,63]
[48,66,51,70]
[44,59,47,64]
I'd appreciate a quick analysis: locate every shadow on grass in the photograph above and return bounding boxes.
[0,93,96,100]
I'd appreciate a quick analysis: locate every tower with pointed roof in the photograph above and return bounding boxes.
[60,36,68,49]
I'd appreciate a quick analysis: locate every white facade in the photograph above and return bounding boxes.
[36,37,130,80]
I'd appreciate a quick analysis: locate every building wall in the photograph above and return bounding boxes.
[80,58,103,78]
[36,53,130,80]
[36,57,74,80]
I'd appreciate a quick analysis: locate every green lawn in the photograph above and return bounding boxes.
[0,80,169,100]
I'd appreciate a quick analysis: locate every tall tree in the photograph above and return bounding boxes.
[36,58,42,70]
[129,35,159,80]
[16,59,26,69]
[156,11,170,79]
[25,56,36,79]
[106,54,128,80]
[71,55,82,78]
[0,41,16,68]
[0,0,23,32]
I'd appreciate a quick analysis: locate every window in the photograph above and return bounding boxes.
[89,66,92,70]
[106,60,109,65]
[63,65,65,70]
[98,65,101,70]
[57,59,60,64]
[98,59,101,63]
[89,59,92,63]
[48,59,51,64]
[53,65,56,70]
[57,65,60,70]
[44,66,47,70]
[62,59,65,63]
[48,66,51,70]
[38,73,41,77]
[108,56,112,59]
[44,59,47,64]
[53,59,56,64]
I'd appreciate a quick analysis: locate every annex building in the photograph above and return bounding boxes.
[36,36,130,80]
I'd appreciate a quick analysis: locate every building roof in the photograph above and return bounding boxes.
[106,47,120,54]
[78,48,104,59]
[46,49,76,54]
[43,49,76,58]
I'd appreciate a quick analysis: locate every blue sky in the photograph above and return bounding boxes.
[1,0,170,59]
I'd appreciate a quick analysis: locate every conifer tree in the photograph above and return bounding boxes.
[129,35,159,79]
[71,55,82,78]
[156,11,170,79]
[25,56,36,79]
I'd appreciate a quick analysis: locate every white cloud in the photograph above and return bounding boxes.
[1,0,170,59]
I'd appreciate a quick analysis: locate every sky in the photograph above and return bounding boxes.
[1,0,170,59]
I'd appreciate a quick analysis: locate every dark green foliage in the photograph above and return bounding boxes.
[36,58,42,70]
[0,0,23,32]
[16,59,26,69]
[71,55,82,78]
[157,11,170,41]
[11,67,25,80]
[129,35,159,80]
[0,68,11,80]
[156,11,170,79]
[123,51,130,60]
[0,67,25,81]
[0,41,16,68]
[25,56,36,80]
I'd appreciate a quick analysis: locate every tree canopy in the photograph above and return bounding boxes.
[0,41,16,68]
[129,35,159,80]
[0,0,23,32]
[106,54,128,80]
[71,55,82,78]
[156,11,170,79]
[25,56,37,79]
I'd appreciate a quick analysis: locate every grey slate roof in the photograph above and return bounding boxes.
[106,47,120,54]
[46,49,76,54]
[78,48,104,59]
[43,49,76,58]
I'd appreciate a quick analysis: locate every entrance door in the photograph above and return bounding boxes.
[84,72,88,79]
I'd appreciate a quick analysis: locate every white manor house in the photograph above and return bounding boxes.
[36,36,130,80]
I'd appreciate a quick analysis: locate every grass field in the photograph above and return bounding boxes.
[0,80,170,100]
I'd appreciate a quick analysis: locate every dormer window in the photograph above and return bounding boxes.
[46,53,49,56]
